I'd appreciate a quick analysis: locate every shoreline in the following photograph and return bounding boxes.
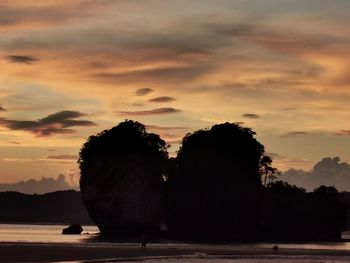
[1,242,350,262]
[0,222,96,227]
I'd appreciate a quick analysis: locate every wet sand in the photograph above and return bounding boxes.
[0,242,190,262]
[1,242,350,262]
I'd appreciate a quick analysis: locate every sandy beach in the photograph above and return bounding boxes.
[1,242,350,262]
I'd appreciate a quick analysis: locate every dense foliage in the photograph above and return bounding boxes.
[79,120,168,235]
[262,182,346,241]
[166,123,265,240]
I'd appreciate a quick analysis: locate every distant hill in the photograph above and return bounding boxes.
[0,175,78,194]
[0,189,348,232]
[0,190,93,225]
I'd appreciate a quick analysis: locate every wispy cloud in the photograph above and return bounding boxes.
[119,107,180,116]
[148,96,176,103]
[283,131,309,137]
[242,113,261,119]
[44,155,78,161]
[46,148,57,152]
[267,152,313,171]
[5,55,38,64]
[135,88,154,96]
[146,125,188,131]
[245,28,339,56]
[334,130,350,136]
[0,0,114,29]
[0,110,96,136]
[93,65,212,84]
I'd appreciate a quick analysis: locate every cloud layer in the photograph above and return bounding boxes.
[1,0,350,186]
[281,157,350,191]
[0,111,96,136]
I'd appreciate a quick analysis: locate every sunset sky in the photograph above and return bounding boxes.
[1,0,350,186]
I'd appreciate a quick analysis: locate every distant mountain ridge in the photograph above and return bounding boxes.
[0,175,78,194]
[0,190,93,225]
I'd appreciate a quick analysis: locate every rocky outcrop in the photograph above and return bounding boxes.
[79,121,167,236]
[62,224,83,234]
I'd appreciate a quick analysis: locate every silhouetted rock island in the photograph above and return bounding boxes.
[79,121,167,236]
[79,120,347,242]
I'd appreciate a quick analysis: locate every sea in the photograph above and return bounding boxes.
[0,223,99,243]
[1,224,350,262]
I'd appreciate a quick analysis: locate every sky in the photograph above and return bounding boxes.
[0,0,350,188]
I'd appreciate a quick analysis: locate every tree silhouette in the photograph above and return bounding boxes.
[79,120,168,236]
[261,181,346,241]
[166,122,265,240]
[260,156,280,186]
[261,181,309,240]
[310,185,346,240]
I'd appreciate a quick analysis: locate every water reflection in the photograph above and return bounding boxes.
[1,223,350,252]
[0,223,99,243]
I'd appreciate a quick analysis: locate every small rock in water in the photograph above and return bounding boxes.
[62,224,83,234]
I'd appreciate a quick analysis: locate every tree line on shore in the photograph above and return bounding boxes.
[0,190,93,224]
[79,120,347,242]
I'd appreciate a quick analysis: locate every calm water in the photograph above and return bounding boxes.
[1,224,350,262]
[0,223,99,243]
[1,224,350,250]
[0,224,350,251]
